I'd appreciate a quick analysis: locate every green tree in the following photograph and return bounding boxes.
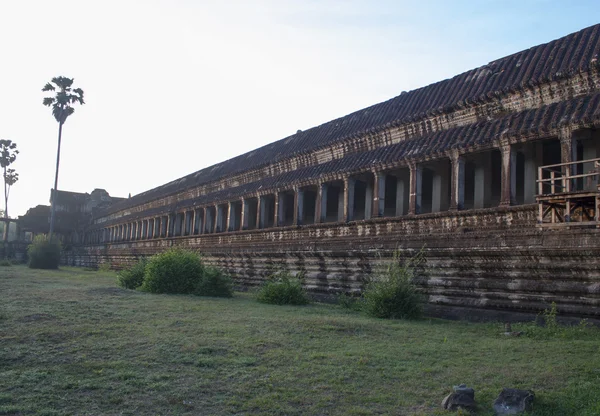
[0,139,19,255]
[42,77,85,239]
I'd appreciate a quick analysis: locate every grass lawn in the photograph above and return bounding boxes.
[1,265,599,415]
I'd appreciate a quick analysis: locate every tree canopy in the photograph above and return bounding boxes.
[42,76,85,124]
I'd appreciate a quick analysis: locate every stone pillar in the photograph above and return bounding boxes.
[318,183,328,222]
[197,208,205,235]
[205,208,213,234]
[409,163,422,215]
[214,205,221,233]
[582,136,599,190]
[500,143,517,207]
[343,177,355,222]
[257,195,264,229]
[241,199,249,231]
[523,146,537,204]
[159,216,165,237]
[165,214,172,237]
[275,192,283,227]
[559,127,574,165]
[450,151,465,210]
[373,172,385,217]
[364,177,373,220]
[294,188,303,226]
[226,202,234,232]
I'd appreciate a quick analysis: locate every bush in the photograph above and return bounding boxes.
[257,271,309,305]
[0,259,12,267]
[194,266,233,298]
[117,258,147,290]
[519,302,599,340]
[27,236,61,269]
[98,263,112,272]
[141,248,204,294]
[362,250,424,319]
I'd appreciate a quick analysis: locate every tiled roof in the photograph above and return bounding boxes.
[100,23,600,217]
[95,91,600,227]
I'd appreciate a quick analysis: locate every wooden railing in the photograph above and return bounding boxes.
[536,158,600,227]
[537,158,600,195]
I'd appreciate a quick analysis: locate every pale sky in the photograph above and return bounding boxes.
[1,0,599,217]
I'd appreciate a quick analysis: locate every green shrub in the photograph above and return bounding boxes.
[362,250,424,320]
[141,248,203,294]
[194,266,233,298]
[0,259,12,267]
[98,263,112,272]
[257,271,309,305]
[117,258,148,290]
[27,236,61,269]
[519,302,599,340]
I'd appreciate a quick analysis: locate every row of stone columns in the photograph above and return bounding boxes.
[90,134,585,244]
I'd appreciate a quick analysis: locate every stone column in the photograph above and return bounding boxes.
[197,208,205,235]
[500,142,517,207]
[165,214,171,237]
[523,146,538,204]
[581,133,600,190]
[449,151,465,211]
[257,195,264,229]
[343,177,355,222]
[409,163,422,215]
[214,205,221,233]
[373,172,385,217]
[241,199,249,231]
[275,192,282,227]
[559,128,575,193]
[364,176,373,220]
[559,127,574,165]
[318,183,328,222]
[294,188,304,226]
[226,202,234,232]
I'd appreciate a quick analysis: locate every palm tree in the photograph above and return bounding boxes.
[42,77,85,239]
[0,139,18,257]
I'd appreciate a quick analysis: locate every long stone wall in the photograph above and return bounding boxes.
[67,205,600,323]
[71,26,600,323]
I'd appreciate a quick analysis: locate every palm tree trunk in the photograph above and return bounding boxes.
[49,122,63,240]
[3,165,8,258]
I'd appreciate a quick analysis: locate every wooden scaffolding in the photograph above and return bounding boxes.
[536,158,600,228]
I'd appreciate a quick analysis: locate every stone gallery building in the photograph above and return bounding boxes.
[77,24,600,321]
